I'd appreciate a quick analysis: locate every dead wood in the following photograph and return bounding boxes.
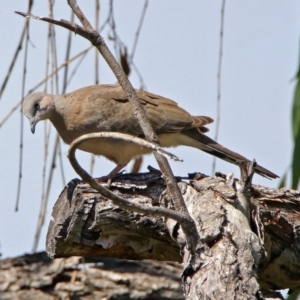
[0,252,183,300]
[45,170,300,299]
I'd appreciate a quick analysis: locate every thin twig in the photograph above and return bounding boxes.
[89,154,96,176]
[32,134,59,252]
[130,1,148,89]
[48,0,59,95]
[99,1,113,32]
[66,50,90,86]
[15,17,31,211]
[90,0,100,175]
[95,0,100,85]
[212,0,226,175]
[49,2,66,188]
[62,11,74,93]
[108,0,119,57]
[0,0,33,100]
[106,1,147,89]
[57,140,66,184]
[131,60,146,90]
[0,46,92,129]
[0,100,22,129]
[56,12,75,188]
[130,0,148,59]
[40,122,51,225]
[33,0,64,252]
[38,35,51,220]
[30,46,92,93]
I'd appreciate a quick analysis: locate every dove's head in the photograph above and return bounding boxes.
[23,92,55,134]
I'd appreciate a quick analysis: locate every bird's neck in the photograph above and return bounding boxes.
[48,99,75,144]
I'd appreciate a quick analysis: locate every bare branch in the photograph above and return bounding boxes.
[89,0,100,176]
[130,0,148,59]
[15,9,31,211]
[32,134,60,252]
[212,0,226,175]
[0,1,33,100]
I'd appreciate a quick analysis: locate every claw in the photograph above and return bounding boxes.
[95,164,126,187]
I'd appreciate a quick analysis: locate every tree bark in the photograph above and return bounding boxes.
[0,252,184,299]
[46,170,300,299]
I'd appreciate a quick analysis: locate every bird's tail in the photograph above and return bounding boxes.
[182,128,278,179]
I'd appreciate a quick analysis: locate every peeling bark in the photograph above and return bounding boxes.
[0,252,183,299]
[45,171,300,299]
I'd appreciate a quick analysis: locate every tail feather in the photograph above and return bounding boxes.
[183,128,279,179]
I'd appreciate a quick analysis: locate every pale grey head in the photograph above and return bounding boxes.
[23,92,54,133]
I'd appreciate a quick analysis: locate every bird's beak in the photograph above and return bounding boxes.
[30,116,37,134]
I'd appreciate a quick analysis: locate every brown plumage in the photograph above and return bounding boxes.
[23,84,278,181]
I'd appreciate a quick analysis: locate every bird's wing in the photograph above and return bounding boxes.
[89,86,213,135]
[60,85,214,136]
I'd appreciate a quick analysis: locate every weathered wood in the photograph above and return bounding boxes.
[47,173,182,262]
[252,186,300,291]
[0,252,183,299]
[46,171,300,299]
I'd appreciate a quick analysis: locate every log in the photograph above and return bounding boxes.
[0,252,183,299]
[46,170,300,299]
[46,173,181,262]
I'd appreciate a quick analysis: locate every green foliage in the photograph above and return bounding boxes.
[278,170,287,188]
[292,128,300,188]
[286,288,300,300]
[291,50,300,189]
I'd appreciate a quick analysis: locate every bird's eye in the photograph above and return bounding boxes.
[34,101,39,110]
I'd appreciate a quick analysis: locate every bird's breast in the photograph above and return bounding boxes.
[77,138,153,165]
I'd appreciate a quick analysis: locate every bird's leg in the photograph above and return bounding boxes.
[96,164,127,186]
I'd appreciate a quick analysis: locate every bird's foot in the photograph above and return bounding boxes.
[95,164,127,187]
[95,175,112,186]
